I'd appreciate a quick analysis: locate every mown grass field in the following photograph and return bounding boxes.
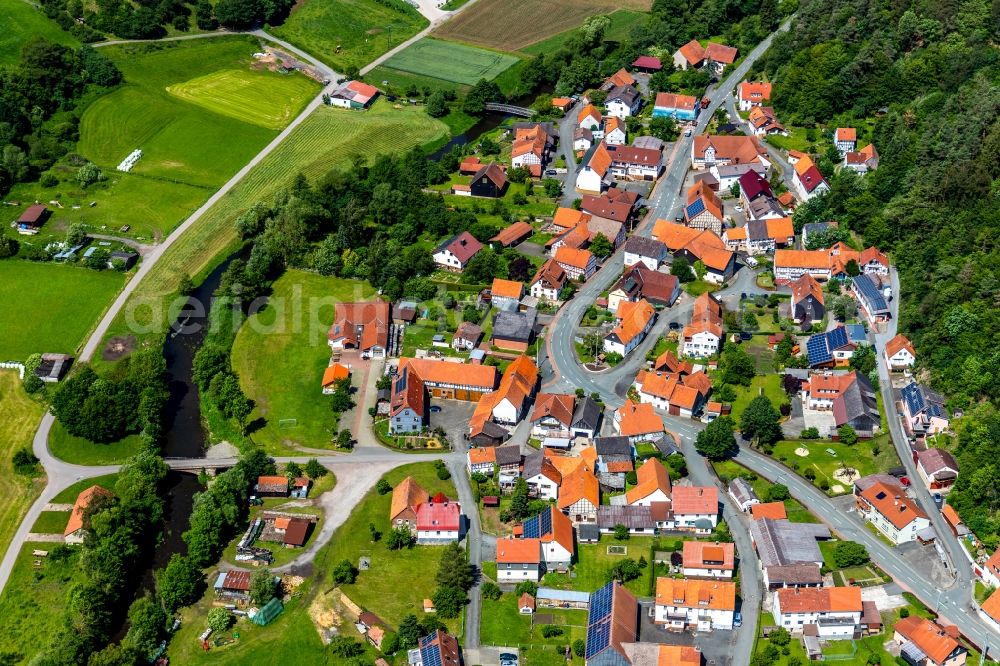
[382,38,520,85]
[772,436,899,495]
[0,0,79,65]
[0,542,83,663]
[166,68,320,131]
[48,419,145,465]
[271,0,427,72]
[30,511,69,535]
[231,270,375,453]
[93,99,448,369]
[0,260,125,359]
[519,8,648,55]
[72,37,318,239]
[0,372,46,554]
[433,0,652,51]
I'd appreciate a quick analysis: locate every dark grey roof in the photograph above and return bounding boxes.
[492,308,536,342]
[632,136,664,151]
[837,372,880,430]
[594,436,632,458]
[748,197,784,220]
[597,505,654,529]
[607,84,641,107]
[802,221,832,235]
[715,163,767,179]
[572,397,602,430]
[599,473,626,490]
[750,518,829,568]
[622,235,666,259]
[578,523,601,541]
[728,477,758,505]
[523,450,546,479]
[494,445,522,467]
[478,421,509,439]
[747,218,769,241]
[109,250,138,260]
[376,388,391,402]
[653,435,681,456]
[853,474,903,494]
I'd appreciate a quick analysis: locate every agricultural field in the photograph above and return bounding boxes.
[0,0,79,65]
[382,39,520,85]
[433,0,652,51]
[271,0,427,73]
[520,8,648,55]
[231,270,375,453]
[68,37,318,239]
[93,99,448,369]
[0,372,46,553]
[166,68,320,131]
[0,260,126,359]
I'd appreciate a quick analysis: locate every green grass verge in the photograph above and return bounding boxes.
[52,474,119,503]
[0,371,47,553]
[92,98,448,371]
[683,279,718,297]
[0,0,79,66]
[230,270,375,453]
[0,542,83,663]
[382,38,520,85]
[48,419,145,465]
[30,511,70,535]
[711,459,819,523]
[271,0,428,73]
[0,261,126,359]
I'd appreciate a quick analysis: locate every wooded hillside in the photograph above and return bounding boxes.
[756,0,1000,545]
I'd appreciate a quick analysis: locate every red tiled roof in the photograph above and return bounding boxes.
[632,55,662,70]
[894,616,964,665]
[777,586,862,613]
[692,135,767,163]
[390,476,429,521]
[836,127,857,142]
[321,363,350,387]
[530,392,575,427]
[676,39,705,66]
[530,258,567,292]
[490,221,533,247]
[790,273,824,307]
[704,42,737,64]
[751,502,787,520]
[626,458,672,504]
[557,465,600,509]
[64,485,114,536]
[982,588,1000,625]
[328,301,391,351]
[671,486,718,515]
[738,81,772,103]
[415,500,461,531]
[655,92,698,111]
[859,482,928,530]
[656,578,736,611]
[884,333,915,359]
[682,541,735,570]
[610,298,655,346]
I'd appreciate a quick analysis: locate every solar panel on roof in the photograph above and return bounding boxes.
[828,326,848,349]
[585,620,611,658]
[539,507,552,537]
[422,646,442,666]
[523,514,540,539]
[686,198,705,218]
[806,335,831,365]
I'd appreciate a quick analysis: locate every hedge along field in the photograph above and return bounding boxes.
[382,38,520,85]
[0,0,79,65]
[93,100,448,369]
[166,69,320,131]
[271,0,427,73]
[432,0,652,51]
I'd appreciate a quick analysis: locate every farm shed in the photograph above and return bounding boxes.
[537,587,590,610]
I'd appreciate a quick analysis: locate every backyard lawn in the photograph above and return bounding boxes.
[30,511,70,535]
[541,536,655,597]
[231,270,375,454]
[772,437,900,496]
[0,261,126,359]
[0,371,47,551]
[480,594,586,664]
[712,459,819,524]
[730,374,788,423]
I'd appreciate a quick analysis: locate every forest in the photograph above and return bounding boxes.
[754,0,1000,545]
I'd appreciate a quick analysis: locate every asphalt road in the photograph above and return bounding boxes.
[558,102,584,207]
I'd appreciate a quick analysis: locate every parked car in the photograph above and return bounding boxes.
[430,405,442,413]
[545,169,557,176]
[684,128,692,137]
[669,322,681,330]
[933,492,943,508]
[734,612,742,627]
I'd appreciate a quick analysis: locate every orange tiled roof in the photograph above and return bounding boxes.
[775,249,831,270]
[683,371,712,397]
[894,616,963,665]
[490,221,533,247]
[530,258,567,291]
[676,39,705,66]
[790,273,824,306]
[766,216,794,241]
[543,448,587,477]
[616,399,663,437]
[555,246,595,270]
[553,207,590,229]
[542,505,575,553]
[530,392,575,427]
[692,135,767,163]
[654,350,693,375]
[656,578,736,611]
[557,465,600,509]
[398,357,498,390]
[610,298,655,346]
[792,154,815,176]
[491,278,524,300]
[836,127,857,142]
[497,537,541,563]
[751,502,787,520]
[776,586,862,613]
[322,363,350,387]
[738,81,772,103]
[552,96,573,109]
[579,446,598,470]
[606,68,636,88]
[682,540,735,570]
[468,447,497,465]
[860,481,928,530]
[982,589,1000,625]
[626,458,672,504]
[671,486,718,515]
[586,141,614,178]
[578,104,601,124]
[390,476,428,521]
[704,42,737,64]
[725,226,747,241]
[653,219,703,250]
[657,645,702,666]
[64,485,114,536]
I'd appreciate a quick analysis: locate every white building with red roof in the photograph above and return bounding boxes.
[738,81,773,111]
[496,537,542,582]
[884,333,916,371]
[415,496,462,544]
[329,80,380,109]
[856,481,929,544]
[328,301,391,357]
[433,231,483,271]
[672,486,719,533]
[682,541,735,579]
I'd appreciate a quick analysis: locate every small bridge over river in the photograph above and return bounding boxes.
[485,102,536,117]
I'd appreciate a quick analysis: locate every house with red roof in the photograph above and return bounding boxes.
[915,448,959,493]
[980,589,1000,634]
[633,369,708,418]
[981,547,1000,589]
[632,55,662,72]
[415,496,462,544]
[530,392,576,439]
[607,263,679,312]
[835,127,857,154]
[613,399,664,443]
[682,541,735,579]
[844,143,879,173]
[893,616,967,666]
[626,458,672,506]
[328,80,380,109]
[654,92,700,121]
[389,364,426,434]
[682,292,724,358]
[738,81,772,111]
[554,246,597,280]
[884,333,916,371]
[64,485,115,544]
[433,231,483,271]
[655,578,736,630]
[321,363,350,394]
[604,298,656,356]
[672,486,719,533]
[857,481,930,544]
[529,258,568,304]
[328,301,391,357]
[773,586,864,638]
